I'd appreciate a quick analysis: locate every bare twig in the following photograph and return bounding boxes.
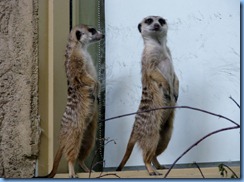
[88,160,121,178]
[218,163,227,177]
[105,139,117,145]
[104,105,240,127]
[229,96,240,108]
[88,158,96,178]
[96,173,121,178]
[219,163,239,178]
[94,103,239,178]
[88,159,104,178]
[164,126,240,178]
[193,162,205,178]
[89,147,101,178]
[89,138,117,178]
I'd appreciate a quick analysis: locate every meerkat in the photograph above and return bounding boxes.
[37,24,104,178]
[116,16,179,176]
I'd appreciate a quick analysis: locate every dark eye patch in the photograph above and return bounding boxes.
[145,18,153,25]
[88,28,97,35]
[76,30,82,40]
[158,18,166,25]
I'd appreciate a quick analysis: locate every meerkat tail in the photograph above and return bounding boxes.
[116,134,136,171]
[35,146,63,178]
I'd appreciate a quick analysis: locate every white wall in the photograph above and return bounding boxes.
[104,0,240,168]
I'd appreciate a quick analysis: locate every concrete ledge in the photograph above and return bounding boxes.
[54,166,240,178]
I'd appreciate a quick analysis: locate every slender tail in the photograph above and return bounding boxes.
[34,146,63,178]
[116,133,136,171]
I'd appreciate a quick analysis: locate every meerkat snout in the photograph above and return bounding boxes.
[153,23,160,31]
[88,27,105,41]
[72,25,104,46]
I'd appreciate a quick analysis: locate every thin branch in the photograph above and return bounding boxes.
[88,159,103,178]
[164,126,240,178]
[89,138,117,178]
[92,160,105,171]
[221,164,239,178]
[104,105,240,127]
[193,162,205,178]
[88,160,121,178]
[229,96,240,108]
[105,139,117,145]
[89,147,102,178]
[96,173,121,178]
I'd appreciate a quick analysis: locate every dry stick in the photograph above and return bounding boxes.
[221,164,239,178]
[89,150,103,178]
[96,173,121,178]
[229,96,240,108]
[104,105,240,127]
[163,125,240,178]
[89,145,104,178]
[193,162,205,178]
[102,104,239,177]
[90,161,107,178]
[89,138,117,178]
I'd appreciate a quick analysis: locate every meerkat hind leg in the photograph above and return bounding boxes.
[68,161,78,178]
[78,114,97,173]
[145,162,162,176]
[144,151,162,176]
[152,157,167,170]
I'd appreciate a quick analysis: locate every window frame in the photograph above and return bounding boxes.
[37,0,105,176]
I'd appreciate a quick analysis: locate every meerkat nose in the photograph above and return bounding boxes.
[153,23,160,31]
[102,34,105,39]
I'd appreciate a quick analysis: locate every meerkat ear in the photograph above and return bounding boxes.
[76,30,82,40]
[138,23,142,33]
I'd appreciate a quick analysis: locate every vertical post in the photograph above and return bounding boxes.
[47,0,54,173]
[38,0,70,175]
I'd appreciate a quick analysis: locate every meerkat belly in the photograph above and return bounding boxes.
[158,59,174,84]
[155,59,176,104]
[87,64,97,80]
[84,55,97,80]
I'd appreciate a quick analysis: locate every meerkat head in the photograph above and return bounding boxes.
[138,16,168,40]
[70,24,104,47]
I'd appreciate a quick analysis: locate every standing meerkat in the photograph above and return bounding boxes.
[37,24,104,178]
[116,16,179,176]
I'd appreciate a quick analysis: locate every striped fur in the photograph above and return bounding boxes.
[37,24,104,178]
[117,16,179,176]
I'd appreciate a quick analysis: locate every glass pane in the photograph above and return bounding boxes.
[104,0,240,170]
[71,0,105,172]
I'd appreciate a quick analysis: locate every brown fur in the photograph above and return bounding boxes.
[36,24,104,178]
[116,16,179,176]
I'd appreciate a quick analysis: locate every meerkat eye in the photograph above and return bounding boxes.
[145,18,153,25]
[88,28,97,35]
[158,18,166,26]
